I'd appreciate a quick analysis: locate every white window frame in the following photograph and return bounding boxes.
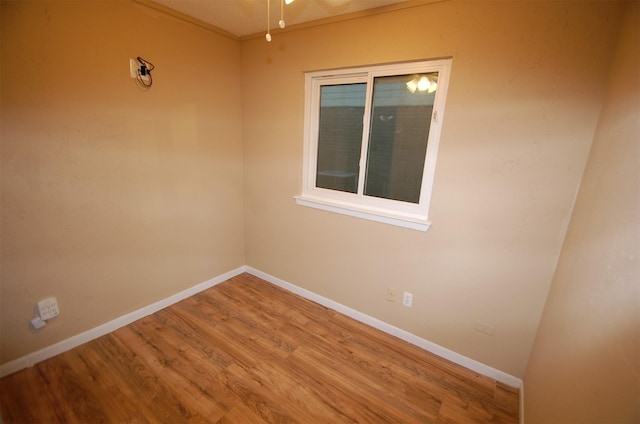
[295,59,452,231]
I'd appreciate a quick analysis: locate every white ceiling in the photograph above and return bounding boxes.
[151,0,409,37]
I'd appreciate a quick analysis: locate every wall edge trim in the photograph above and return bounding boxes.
[246,266,523,389]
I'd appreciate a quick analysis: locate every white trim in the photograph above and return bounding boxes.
[246,266,522,389]
[300,59,452,231]
[0,266,246,378]
[294,195,432,231]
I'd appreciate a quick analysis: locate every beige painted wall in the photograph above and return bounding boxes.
[241,0,624,378]
[524,2,640,422]
[0,1,245,364]
[1,0,634,405]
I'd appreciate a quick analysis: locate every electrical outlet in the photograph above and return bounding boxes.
[37,297,60,320]
[474,321,495,336]
[402,292,413,307]
[386,288,397,302]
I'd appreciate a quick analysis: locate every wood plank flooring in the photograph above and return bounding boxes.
[0,273,519,423]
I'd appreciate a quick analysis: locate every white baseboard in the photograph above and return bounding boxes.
[246,266,523,390]
[0,266,246,378]
[2,264,523,396]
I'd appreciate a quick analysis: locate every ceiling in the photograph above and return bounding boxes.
[150,0,410,38]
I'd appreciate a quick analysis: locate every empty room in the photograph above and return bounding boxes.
[1,0,638,422]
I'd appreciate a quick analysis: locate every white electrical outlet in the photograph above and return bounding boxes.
[37,297,60,320]
[402,292,413,307]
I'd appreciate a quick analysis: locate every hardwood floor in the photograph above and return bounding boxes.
[0,273,519,423]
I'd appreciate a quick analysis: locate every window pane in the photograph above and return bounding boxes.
[364,73,438,203]
[316,84,366,193]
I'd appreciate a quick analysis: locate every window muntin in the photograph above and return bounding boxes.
[297,59,452,231]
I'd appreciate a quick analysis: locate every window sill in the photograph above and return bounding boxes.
[294,195,431,232]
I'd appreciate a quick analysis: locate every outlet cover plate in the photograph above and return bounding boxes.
[37,297,60,320]
[386,288,397,302]
[474,321,495,336]
[402,292,413,307]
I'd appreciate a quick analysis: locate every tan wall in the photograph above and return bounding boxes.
[241,1,624,377]
[524,2,640,421]
[2,0,634,400]
[0,1,245,364]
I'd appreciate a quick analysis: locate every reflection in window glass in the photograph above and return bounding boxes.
[364,73,438,203]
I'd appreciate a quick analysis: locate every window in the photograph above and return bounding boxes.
[295,59,452,231]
